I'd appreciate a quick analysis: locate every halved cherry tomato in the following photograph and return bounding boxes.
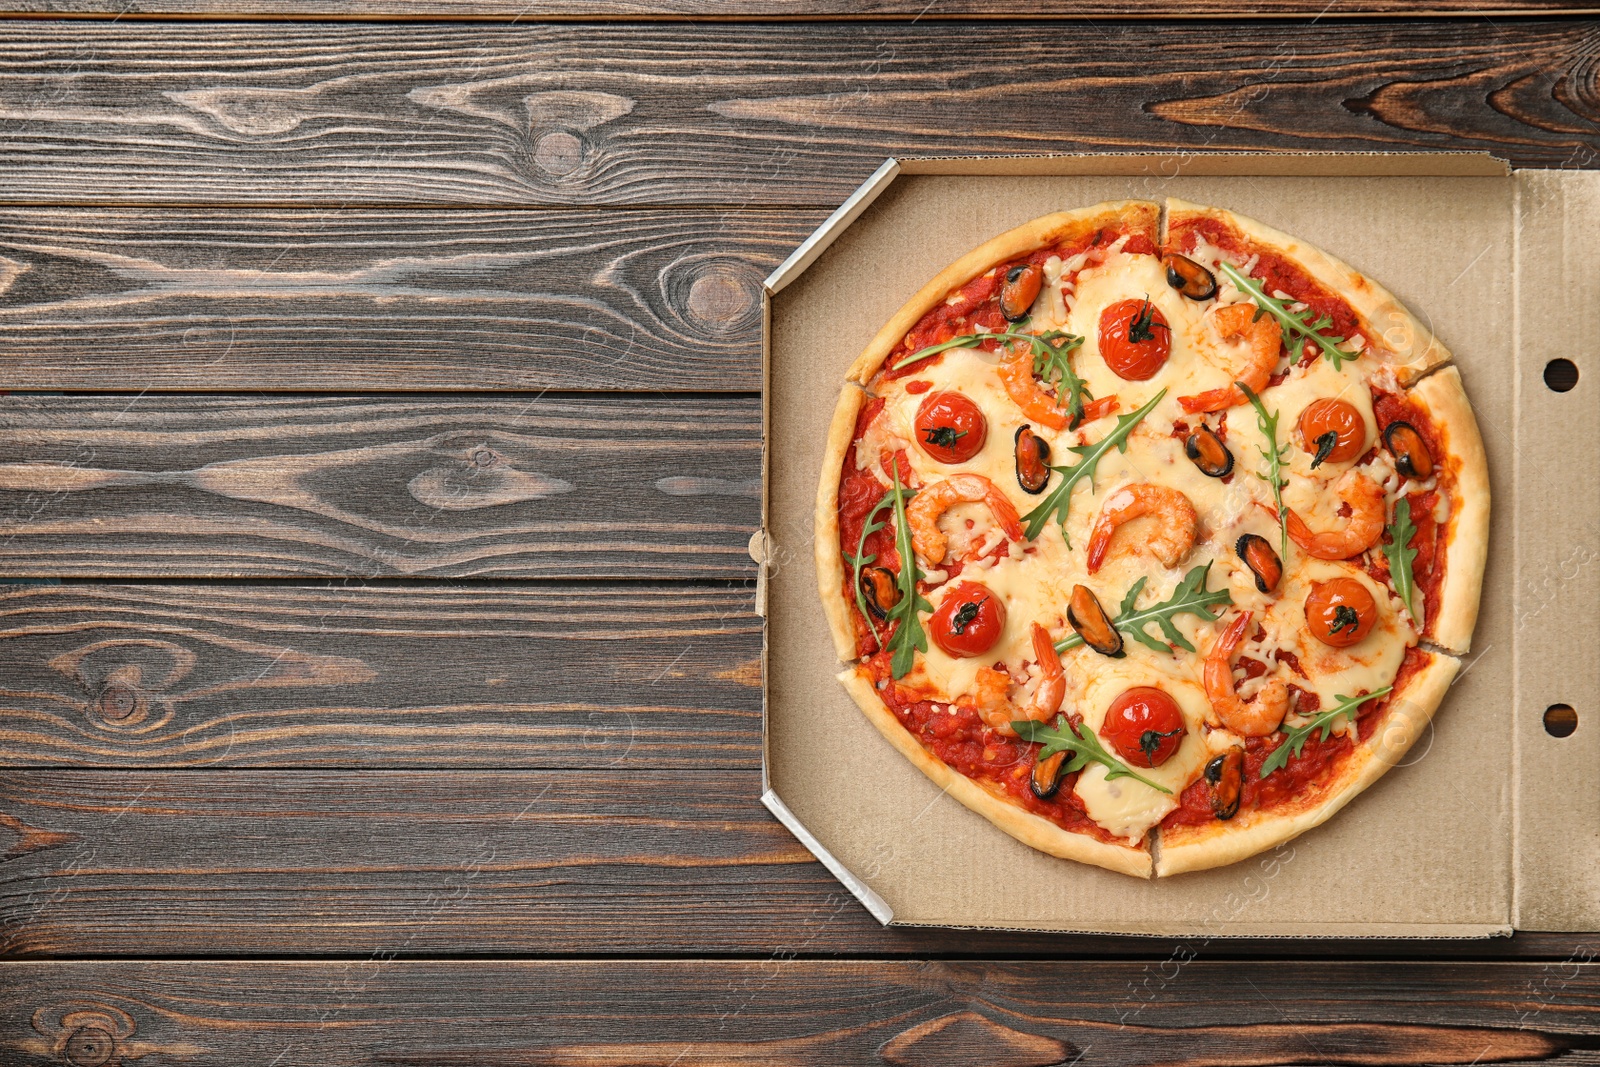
[1304,577,1378,648]
[914,391,987,464]
[1297,398,1367,467]
[929,581,1006,659]
[1100,686,1186,768]
[1098,297,1172,381]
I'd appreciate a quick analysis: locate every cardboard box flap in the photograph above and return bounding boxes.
[1512,169,1600,931]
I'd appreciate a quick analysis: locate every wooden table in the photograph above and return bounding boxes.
[1,5,1597,1064]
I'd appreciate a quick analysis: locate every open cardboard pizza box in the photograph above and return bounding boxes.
[755,152,1600,937]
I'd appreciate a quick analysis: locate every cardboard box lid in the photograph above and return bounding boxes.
[763,153,1596,937]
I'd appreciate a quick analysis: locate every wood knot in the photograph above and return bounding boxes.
[686,269,755,329]
[96,684,144,722]
[470,447,500,468]
[533,131,584,177]
[63,1026,115,1067]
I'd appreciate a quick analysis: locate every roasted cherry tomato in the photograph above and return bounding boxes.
[1304,577,1378,648]
[929,581,1006,659]
[1297,398,1367,467]
[914,391,988,464]
[1100,686,1187,768]
[1098,297,1172,381]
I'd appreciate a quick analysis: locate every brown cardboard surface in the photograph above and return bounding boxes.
[767,169,1522,936]
[897,152,1510,178]
[1513,170,1600,931]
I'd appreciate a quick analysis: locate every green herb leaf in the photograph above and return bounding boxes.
[1020,388,1167,543]
[1218,262,1356,369]
[1012,715,1173,794]
[1329,605,1361,636]
[890,333,985,371]
[884,465,934,679]
[1055,562,1233,655]
[1383,497,1420,623]
[1310,430,1338,469]
[843,491,894,646]
[1027,331,1092,427]
[1259,686,1394,779]
[1127,296,1169,345]
[1239,380,1290,563]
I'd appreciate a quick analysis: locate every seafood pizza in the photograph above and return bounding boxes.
[814,199,1488,877]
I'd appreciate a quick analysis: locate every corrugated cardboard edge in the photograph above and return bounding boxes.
[761,150,1530,936]
[765,158,902,296]
[898,151,1510,178]
[873,919,1510,939]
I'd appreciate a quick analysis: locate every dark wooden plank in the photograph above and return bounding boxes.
[0,768,823,956]
[1,1,1593,18]
[0,207,810,393]
[0,21,1593,207]
[0,767,1595,960]
[0,581,759,769]
[5,960,1600,1067]
[0,394,759,579]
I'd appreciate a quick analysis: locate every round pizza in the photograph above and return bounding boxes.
[814,198,1488,878]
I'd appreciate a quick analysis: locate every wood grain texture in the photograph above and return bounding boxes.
[0,21,1594,207]
[0,207,810,392]
[4,960,1600,1067]
[0,767,1594,960]
[0,394,760,579]
[2,0,1594,18]
[0,581,759,769]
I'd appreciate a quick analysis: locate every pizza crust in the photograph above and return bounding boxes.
[1404,366,1490,655]
[813,198,1485,877]
[816,383,868,663]
[1154,651,1460,876]
[838,667,1154,878]
[846,200,1160,386]
[1165,198,1452,384]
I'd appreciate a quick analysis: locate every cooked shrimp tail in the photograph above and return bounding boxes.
[1085,483,1198,574]
[905,474,1025,564]
[1203,610,1289,737]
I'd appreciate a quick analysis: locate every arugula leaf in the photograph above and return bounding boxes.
[844,491,894,645]
[1020,388,1167,543]
[889,333,985,371]
[883,466,934,679]
[1055,562,1233,655]
[1027,331,1092,427]
[1259,686,1394,779]
[1238,380,1290,563]
[1012,715,1172,794]
[1383,497,1420,623]
[1218,262,1356,369]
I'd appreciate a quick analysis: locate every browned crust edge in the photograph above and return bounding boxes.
[1404,366,1491,655]
[816,384,869,663]
[838,667,1154,878]
[844,200,1161,387]
[1154,651,1461,876]
[1165,197,1453,385]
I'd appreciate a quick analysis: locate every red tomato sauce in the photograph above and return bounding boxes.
[862,650,1129,846]
[836,398,899,658]
[883,225,1157,382]
[1162,645,1429,829]
[1369,388,1448,631]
